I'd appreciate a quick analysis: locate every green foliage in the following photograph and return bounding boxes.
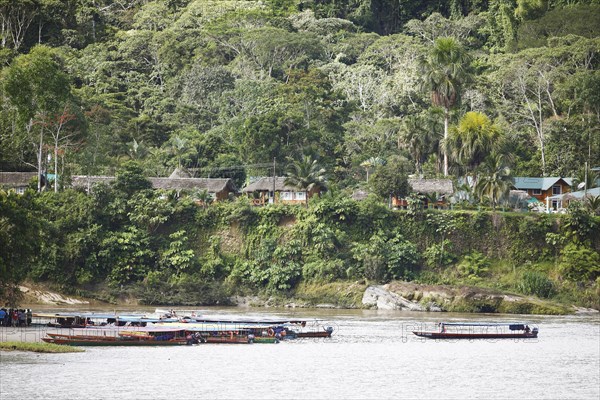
[160,230,196,274]
[1,0,600,311]
[559,243,600,282]
[457,251,490,282]
[518,270,556,298]
[113,161,153,196]
[424,240,456,268]
[100,227,155,285]
[0,190,41,304]
[302,259,346,283]
[351,231,420,282]
[370,156,411,200]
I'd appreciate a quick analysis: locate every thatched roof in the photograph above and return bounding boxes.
[71,175,115,188]
[351,189,370,201]
[0,172,38,187]
[149,177,236,193]
[168,168,192,179]
[242,177,299,193]
[71,175,237,193]
[509,190,531,201]
[408,178,453,195]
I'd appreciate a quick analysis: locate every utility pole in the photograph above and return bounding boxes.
[584,161,588,197]
[273,157,276,205]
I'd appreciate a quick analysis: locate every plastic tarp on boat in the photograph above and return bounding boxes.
[509,324,526,331]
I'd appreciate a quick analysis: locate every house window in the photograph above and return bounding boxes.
[295,191,306,201]
[532,189,542,195]
[280,191,292,201]
[552,185,561,195]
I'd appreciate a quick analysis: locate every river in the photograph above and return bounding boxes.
[1,307,598,400]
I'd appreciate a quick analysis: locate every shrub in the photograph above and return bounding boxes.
[302,259,345,282]
[559,243,600,282]
[517,270,556,298]
[457,251,490,282]
[424,240,455,268]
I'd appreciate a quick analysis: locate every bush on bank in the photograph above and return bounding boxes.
[1,188,599,309]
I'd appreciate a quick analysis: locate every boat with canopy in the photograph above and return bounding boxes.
[412,322,538,339]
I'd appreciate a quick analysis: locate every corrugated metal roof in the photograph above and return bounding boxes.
[547,187,600,200]
[513,177,573,191]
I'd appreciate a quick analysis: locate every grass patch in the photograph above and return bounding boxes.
[294,281,368,308]
[0,341,84,353]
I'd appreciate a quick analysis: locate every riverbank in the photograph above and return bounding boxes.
[0,339,83,352]
[11,281,597,315]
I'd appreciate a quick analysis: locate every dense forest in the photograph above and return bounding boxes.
[1,0,599,309]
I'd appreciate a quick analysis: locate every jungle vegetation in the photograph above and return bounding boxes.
[1,0,599,308]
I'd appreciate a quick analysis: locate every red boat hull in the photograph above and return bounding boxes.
[296,331,332,338]
[413,331,538,339]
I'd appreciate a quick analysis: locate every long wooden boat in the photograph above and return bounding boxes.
[252,336,279,344]
[202,335,253,344]
[42,327,190,346]
[42,337,188,346]
[296,326,334,338]
[47,333,119,341]
[413,322,538,339]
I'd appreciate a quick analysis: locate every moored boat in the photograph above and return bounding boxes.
[413,322,538,339]
[42,327,189,346]
[296,326,334,338]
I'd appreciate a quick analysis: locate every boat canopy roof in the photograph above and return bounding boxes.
[156,322,284,331]
[185,316,310,325]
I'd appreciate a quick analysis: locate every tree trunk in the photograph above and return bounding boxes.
[54,138,59,193]
[443,107,449,176]
[37,122,43,192]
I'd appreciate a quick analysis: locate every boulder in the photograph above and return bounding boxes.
[362,285,425,311]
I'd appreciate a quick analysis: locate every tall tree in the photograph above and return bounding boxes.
[284,154,327,206]
[446,111,501,177]
[2,45,71,191]
[420,37,472,176]
[475,152,512,210]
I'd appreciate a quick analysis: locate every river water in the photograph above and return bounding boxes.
[1,308,598,400]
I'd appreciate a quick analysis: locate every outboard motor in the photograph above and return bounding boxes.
[325,326,334,336]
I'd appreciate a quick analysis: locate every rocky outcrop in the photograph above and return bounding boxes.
[362,281,570,314]
[19,286,89,305]
[362,285,427,311]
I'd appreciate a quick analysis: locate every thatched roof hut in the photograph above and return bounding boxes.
[408,178,453,195]
[241,177,298,193]
[0,172,39,188]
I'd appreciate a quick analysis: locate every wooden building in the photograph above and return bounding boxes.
[241,177,320,205]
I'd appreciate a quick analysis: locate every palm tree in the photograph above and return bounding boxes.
[285,155,327,206]
[584,195,600,216]
[170,135,190,170]
[446,111,500,177]
[421,37,472,176]
[475,153,512,210]
[399,116,432,176]
[360,157,385,183]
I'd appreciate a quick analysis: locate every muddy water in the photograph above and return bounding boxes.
[1,308,598,400]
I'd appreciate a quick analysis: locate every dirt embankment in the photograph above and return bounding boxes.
[17,285,90,306]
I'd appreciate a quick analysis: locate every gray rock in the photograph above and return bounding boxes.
[362,285,425,311]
